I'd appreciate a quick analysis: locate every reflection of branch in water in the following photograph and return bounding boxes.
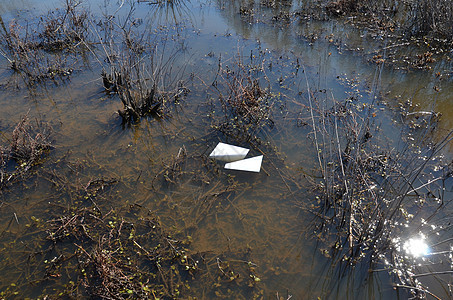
[395,285,442,300]
[138,0,194,25]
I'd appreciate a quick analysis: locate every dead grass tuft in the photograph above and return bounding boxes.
[0,113,52,190]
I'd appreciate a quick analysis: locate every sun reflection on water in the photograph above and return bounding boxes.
[403,235,430,258]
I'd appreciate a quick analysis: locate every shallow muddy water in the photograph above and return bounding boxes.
[0,0,452,299]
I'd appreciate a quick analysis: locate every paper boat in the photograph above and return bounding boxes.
[209,142,249,162]
[224,155,263,173]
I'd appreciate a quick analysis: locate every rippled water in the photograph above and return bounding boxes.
[0,0,452,299]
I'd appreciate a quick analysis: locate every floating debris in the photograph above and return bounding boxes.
[209,142,249,162]
[224,155,263,173]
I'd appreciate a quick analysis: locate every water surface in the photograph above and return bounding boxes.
[0,0,452,299]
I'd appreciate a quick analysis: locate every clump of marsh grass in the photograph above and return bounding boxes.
[96,1,189,125]
[101,66,164,124]
[0,113,52,190]
[36,0,89,52]
[407,0,453,39]
[0,0,89,87]
[321,0,453,40]
[210,53,275,144]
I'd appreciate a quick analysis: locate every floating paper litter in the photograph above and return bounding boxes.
[224,155,263,173]
[209,142,249,162]
[209,142,263,172]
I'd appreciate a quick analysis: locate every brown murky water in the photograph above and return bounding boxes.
[0,0,452,299]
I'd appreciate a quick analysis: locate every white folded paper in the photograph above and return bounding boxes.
[209,142,249,162]
[224,155,263,173]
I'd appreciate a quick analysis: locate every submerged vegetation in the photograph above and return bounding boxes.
[43,203,259,299]
[0,0,453,299]
[0,147,265,298]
